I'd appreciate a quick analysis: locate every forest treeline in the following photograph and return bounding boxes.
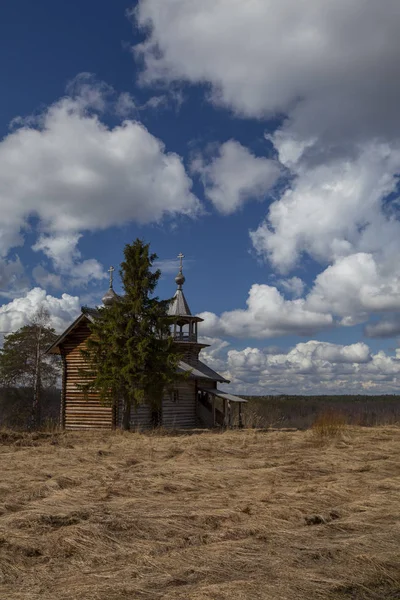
[0,388,399,430]
[242,394,400,429]
[0,388,60,429]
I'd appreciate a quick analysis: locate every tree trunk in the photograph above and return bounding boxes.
[121,395,131,431]
[31,325,42,430]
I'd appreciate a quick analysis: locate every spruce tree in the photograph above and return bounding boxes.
[81,239,186,430]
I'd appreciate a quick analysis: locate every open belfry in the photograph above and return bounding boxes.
[47,255,246,430]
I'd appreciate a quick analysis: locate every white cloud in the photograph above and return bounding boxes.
[365,317,400,339]
[153,257,194,275]
[198,335,231,377]
[200,340,400,395]
[32,234,83,271]
[32,266,63,290]
[249,145,400,329]
[0,75,200,269]
[64,72,113,113]
[1,96,199,234]
[134,0,400,146]
[250,144,400,272]
[32,234,106,287]
[0,256,28,298]
[192,140,280,214]
[277,276,305,298]
[0,75,201,300]
[198,283,332,339]
[142,89,185,112]
[306,253,400,324]
[207,252,400,339]
[115,92,137,118]
[0,288,80,336]
[134,1,400,338]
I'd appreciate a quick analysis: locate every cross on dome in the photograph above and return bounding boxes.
[108,265,115,289]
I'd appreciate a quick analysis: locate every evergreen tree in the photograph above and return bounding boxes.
[0,307,60,428]
[81,239,186,430]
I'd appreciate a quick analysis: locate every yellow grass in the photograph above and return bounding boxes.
[311,410,348,438]
[0,426,399,599]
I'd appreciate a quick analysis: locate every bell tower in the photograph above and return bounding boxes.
[168,253,208,365]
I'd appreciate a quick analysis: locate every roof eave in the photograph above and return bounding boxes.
[45,311,89,355]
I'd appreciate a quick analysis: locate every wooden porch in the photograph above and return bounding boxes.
[197,388,247,428]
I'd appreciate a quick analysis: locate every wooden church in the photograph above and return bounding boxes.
[47,256,247,430]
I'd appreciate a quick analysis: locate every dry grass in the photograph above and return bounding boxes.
[311,411,349,439]
[0,426,399,600]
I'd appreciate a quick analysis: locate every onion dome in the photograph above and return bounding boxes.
[102,265,118,306]
[102,287,118,306]
[175,271,186,288]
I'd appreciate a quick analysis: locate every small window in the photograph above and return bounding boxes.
[171,389,179,403]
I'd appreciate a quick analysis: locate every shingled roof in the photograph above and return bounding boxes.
[168,288,192,317]
[178,359,229,383]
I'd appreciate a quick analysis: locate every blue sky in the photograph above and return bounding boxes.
[1,0,400,394]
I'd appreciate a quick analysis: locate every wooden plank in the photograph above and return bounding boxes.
[61,319,113,431]
[162,381,196,428]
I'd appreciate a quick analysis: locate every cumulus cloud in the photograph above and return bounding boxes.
[198,335,231,377]
[0,74,204,303]
[306,253,400,324]
[226,341,391,394]
[277,276,305,298]
[199,253,400,339]
[32,266,63,291]
[192,140,280,214]
[365,317,400,339]
[250,144,400,271]
[199,339,400,395]
[0,84,199,243]
[0,256,28,298]
[32,234,106,287]
[0,74,200,298]
[250,145,400,329]
[134,0,400,147]
[198,283,332,339]
[134,0,400,338]
[0,288,81,336]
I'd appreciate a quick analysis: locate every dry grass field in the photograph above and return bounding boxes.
[0,425,399,600]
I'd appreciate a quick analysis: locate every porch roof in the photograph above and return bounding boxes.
[199,387,247,403]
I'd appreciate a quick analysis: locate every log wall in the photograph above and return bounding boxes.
[60,351,67,428]
[116,397,152,430]
[116,381,198,430]
[61,319,114,430]
[162,380,197,428]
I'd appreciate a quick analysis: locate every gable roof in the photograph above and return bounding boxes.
[178,359,229,383]
[46,312,90,354]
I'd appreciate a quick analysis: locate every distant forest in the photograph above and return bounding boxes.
[243,394,400,429]
[0,388,399,430]
[0,388,60,429]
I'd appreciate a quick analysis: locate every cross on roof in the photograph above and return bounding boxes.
[177,252,184,271]
[108,265,115,288]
